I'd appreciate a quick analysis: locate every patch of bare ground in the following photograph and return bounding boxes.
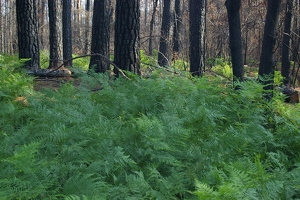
[33,76,81,91]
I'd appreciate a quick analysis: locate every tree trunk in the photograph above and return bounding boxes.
[148,0,159,56]
[189,0,206,76]
[225,0,244,83]
[89,0,111,73]
[84,0,90,54]
[281,0,293,86]
[16,0,40,70]
[258,0,281,100]
[48,0,63,69]
[173,0,183,54]
[158,0,175,66]
[114,0,140,75]
[62,0,73,67]
[37,0,47,50]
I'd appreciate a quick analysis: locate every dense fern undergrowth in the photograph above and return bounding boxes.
[1,56,300,199]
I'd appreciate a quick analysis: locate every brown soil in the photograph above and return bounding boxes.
[33,76,81,91]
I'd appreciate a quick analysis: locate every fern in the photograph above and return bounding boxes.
[1,67,300,199]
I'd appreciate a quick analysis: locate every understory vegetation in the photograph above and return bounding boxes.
[1,55,300,199]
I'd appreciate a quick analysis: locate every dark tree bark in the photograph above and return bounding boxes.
[148,0,159,56]
[16,0,40,70]
[281,0,293,85]
[114,0,140,75]
[173,0,183,53]
[225,0,244,83]
[63,0,73,67]
[258,0,281,100]
[189,0,206,76]
[48,0,63,69]
[89,0,111,73]
[158,0,175,66]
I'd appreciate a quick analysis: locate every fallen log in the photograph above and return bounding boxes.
[280,86,299,103]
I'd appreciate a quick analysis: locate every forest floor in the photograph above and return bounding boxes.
[32,72,300,99]
[33,76,81,91]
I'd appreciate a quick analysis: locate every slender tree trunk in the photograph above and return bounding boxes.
[259,0,281,100]
[37,0,47,50]
[84,0,90,54]
[48,0,63,69]
[63,0,73,67]
[114,0,140,75]
[148,0,158,56]
[16,0,40,70]
[281,0,293,86]
[225,0,244,83]
[173,0,183,54]
[144,0,148,26]
[158,0,175,66]
[189,0,206,76]
[89,0,111,73]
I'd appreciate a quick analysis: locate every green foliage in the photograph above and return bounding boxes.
[274,70,284,86]
[211,64,233,79]
[1,66,300,199]
[209,57,233,79]
[0,54,33,103]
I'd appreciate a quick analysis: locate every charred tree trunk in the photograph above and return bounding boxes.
[16,0,40,70]
[189,0,206,76]
[173,0,183,54]
[158,0,175,66]
[62,0,73,67]
[114,0,140,75]
[89,0,111,73]
[259,0,281,100]
[84,0,90,54]
[225,0,244,84]
[281,0,293,86]
[148,0,158,56]
[48,0,63,69]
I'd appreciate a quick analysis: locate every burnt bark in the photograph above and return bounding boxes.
[16,0,40,70]
[225,0,244,83]
[62,0,72,67]
[89,0,111,73]
[158,0,175,66]
[148,0,159,56]
[48,0,63,69]
[281,0,293,85]
[259,0,281,100]
[173,0,183,53]
[114,0,140,75]
[189,0,206,76]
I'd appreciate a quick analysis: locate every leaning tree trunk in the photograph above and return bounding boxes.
[281,0,293,86]
[89,0,111,73]
[189,0,206,76]
[16,0,40,70]
[114,0,140,75]
[158,0,175,67]
[225,0,244,84]
[259,0,281,100]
